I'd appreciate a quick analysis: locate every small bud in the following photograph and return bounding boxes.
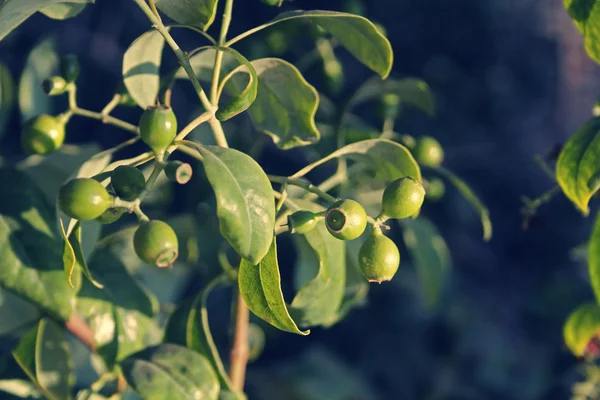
[287,210,324,235]
[42,76,67,96]
[165,161,193,185]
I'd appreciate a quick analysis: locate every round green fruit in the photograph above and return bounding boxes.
[325,199,368,240]
[42,76,67,96]
[425,178,445,202]
[60,55,80,82]
[164,161,193,185]
[110,165,146,201]
[95,208,125,224]
[134,220,179,267]
[139,106,177,155]
[413,136,444,167]
[358,228,400,283]
[287,210,324,235]
[381,177,425,219]
[58,178,113,221]
[21,115,66,155]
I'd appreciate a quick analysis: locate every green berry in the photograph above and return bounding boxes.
[110,165,146,201]
[381,177,425,219]
[21,114,66,155]
[287,210,324,235]
[325,199,368,240]
[58,178,113,221]
[425,178,445,202]
[134,220,179,267]
[413,136,444,167]
[42,76,67,96]
[95,208,125,224]
[164,161,193,185]
[60,55,80,82]
[139,106,177,155]
[358,228,400,283]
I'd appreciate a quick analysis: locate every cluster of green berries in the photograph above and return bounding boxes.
[55,106,190,268]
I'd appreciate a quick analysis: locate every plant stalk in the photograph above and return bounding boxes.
[229,291,250,391]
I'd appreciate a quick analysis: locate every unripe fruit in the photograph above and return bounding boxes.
[42,76,67,96]
[358,228,400,283]
[110,165,146,201]
[58,178,113,221]
[21,114,66,155]
[413,136,444,167]
[60,55,80,82]
[95,208,125,224]
[425,178,445,202]
[139,106,177,155]
[134,220,179,267]
[287,210,324,235]
[325,199,368,240]
[381,177,425,219]
[164,161,193,185]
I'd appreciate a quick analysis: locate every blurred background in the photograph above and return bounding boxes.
[1,0,599,399]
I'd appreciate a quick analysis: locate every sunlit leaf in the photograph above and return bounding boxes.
[588,211,600,304]
[564,0,600,63]
[214,47,258,121]
[155,0,218,30]
[564,303,600,356]
[40,3,87,19]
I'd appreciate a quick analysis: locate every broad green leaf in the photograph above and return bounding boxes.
[19,37,59,120]
[588,211,600,303]
[59,220,103,290]
[77,229,161,369]
[215,47,258,121]
[40,3,87,19]
[0,63,15,139]
[192,144,275,264]
[401,218,451,309]
[12,319,73,400]
[430,166,492,241]
[289,200,346,327]
[156,0,218,31]
[163,275,236,392]
[556,118,600,215]
[564,0,600,63]
[123,29,166,109]
[564,303,600,356]
[0,0,90,42]
[239,238,309,335]
[228,10,393,78]
[0,168,74,320]
[121,344,219,400]
[291,139,421,184]
[232,58,320,150]
[346,76,435,116]
[0,288,40,336]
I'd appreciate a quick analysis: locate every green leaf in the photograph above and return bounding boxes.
[239,238,309,335]
[77,229,161,369]
[232,58,320,150]
[228,10,393,78]
[59,220,103,290]
[155,0,218,31]
[12,319,73,400]
[191,144,275,264]
[564,0,600,63]
[0,63,15,140]
[430,166,492,241]
[215,47,258,121]
[123,29,166,109]
[588,211,600,304]
[19,37,59,120]
[121,344,220,400]
[556,117,600,215]
[286,200,346,327]
[346,77,435,116]
[291,139,421,183]
[401,218,451,309]
[564,302,600,356]
[40,3,87,20]
[0,168,74,320]
[0,0,90,41]
[163,275,236,392]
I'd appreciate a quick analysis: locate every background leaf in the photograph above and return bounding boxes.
[564,0,600,63]
[123,29,166,109]
[195,144,275,264]
[588,211,600,304]
[0,0,90,42]
[564,303,600,356]
[0,63,15,140]
[556,117,600,215]
[401,218,451,309]
[18,37,59,121]
[40,3,87,20]
[12,319,73,400]
[0,168,74,320]
[239,239,309,335]
[121,344,220,400]
[155,0,218,31]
